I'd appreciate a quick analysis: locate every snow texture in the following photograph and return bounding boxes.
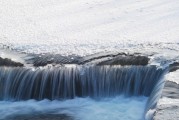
[166,70,179,84]
[154,97,179,120]
[0,0,179,55]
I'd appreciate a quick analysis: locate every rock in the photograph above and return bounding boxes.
[97,55,149,66]
[26,53,149,67]
[169,62,179,72]
[0,57,23,67]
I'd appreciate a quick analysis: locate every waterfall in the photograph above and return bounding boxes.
[144,67,167,120]
[0,65,165,101]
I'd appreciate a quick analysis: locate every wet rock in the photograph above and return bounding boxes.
[169,62,179,72]
[0,57,23,67]
[97,55,149,66]
[26,54,81,67]
[26,53,149,67]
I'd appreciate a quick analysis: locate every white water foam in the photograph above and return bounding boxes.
[0,96,147,120]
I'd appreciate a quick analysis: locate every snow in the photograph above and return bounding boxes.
[0,0,179,55]
[154,97,179,120]
[166,69,179,84]
[154,69,179,120]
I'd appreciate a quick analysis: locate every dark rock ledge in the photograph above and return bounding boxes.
[97,55,149,66]
[0,57,23,67]
[25,53,149,67]
[169,62,179,72]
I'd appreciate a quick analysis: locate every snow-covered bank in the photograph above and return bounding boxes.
[154,70,179,120]
[166,70,179,84]
[154,97,179,120]
[0,0,179,55]
[1,0,179,68]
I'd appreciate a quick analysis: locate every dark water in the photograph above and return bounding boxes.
[6,114,72,120]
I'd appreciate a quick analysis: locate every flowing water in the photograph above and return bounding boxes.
[0,65,167,120]
[0,96,147,120]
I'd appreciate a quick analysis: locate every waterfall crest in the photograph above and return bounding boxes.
[0,65,165,101]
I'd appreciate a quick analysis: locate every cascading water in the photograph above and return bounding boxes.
[0,65,167,120]
[0,65,164,100]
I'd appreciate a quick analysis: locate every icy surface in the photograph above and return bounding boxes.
[0,0,179,55]
[154,69,179,120]
[0,96,147,120]
[154,97,179,120]
[166,70,179,84]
